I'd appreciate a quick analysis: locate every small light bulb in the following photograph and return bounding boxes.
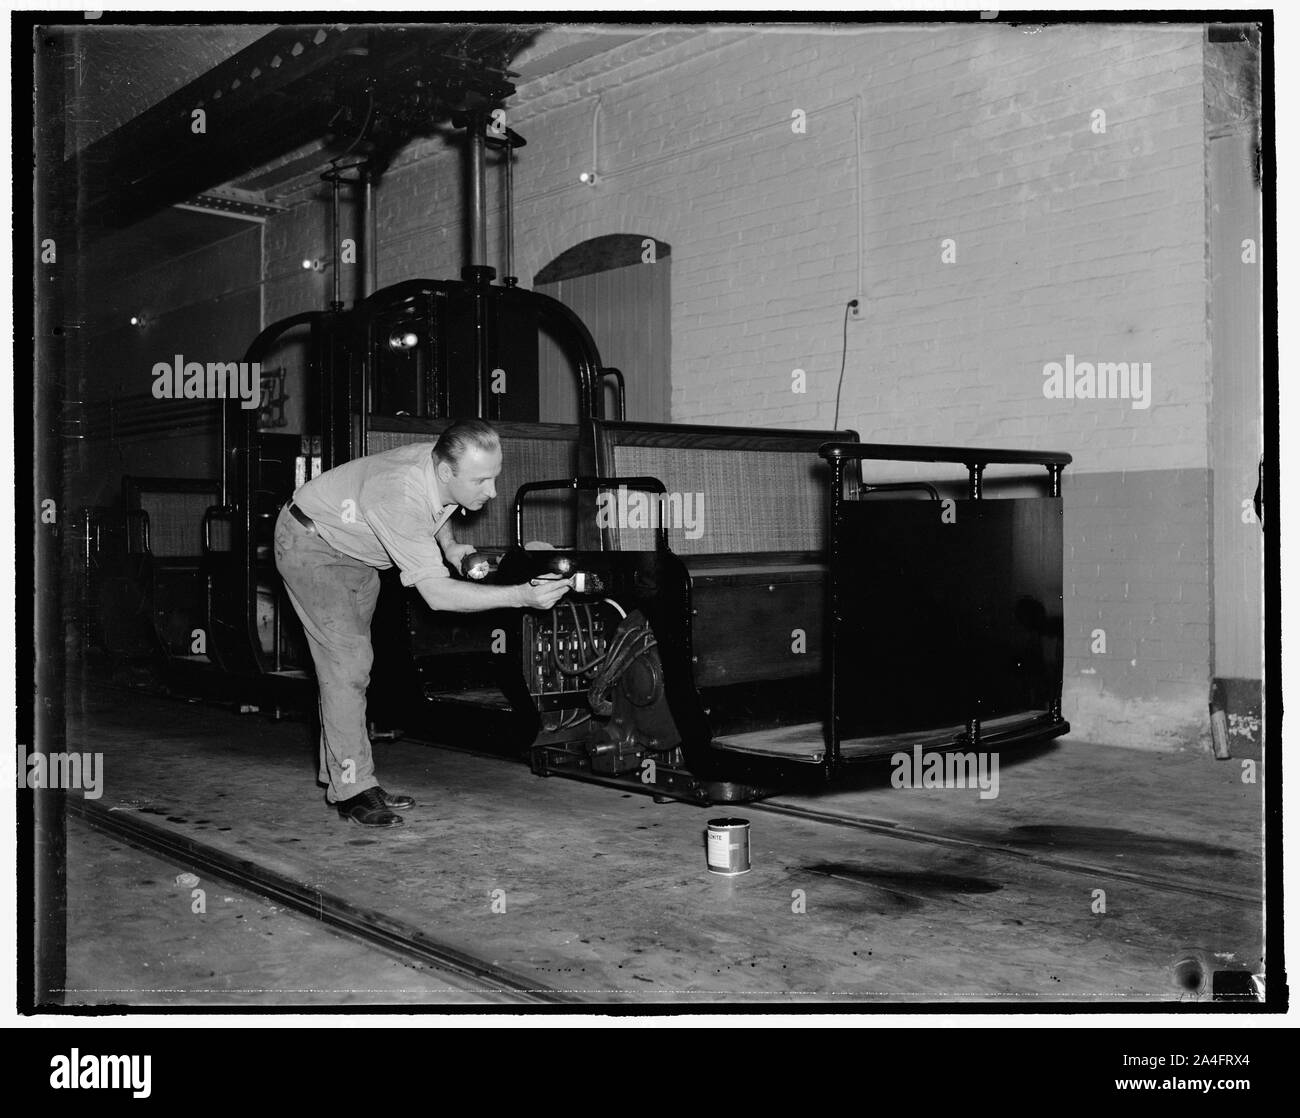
[388,330,421,352]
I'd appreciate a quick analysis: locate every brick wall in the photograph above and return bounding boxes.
[258,24,1219,749]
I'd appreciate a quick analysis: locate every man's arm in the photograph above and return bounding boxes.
[365,502,565,607]
[435,518,474,572]
[415,573,572,614]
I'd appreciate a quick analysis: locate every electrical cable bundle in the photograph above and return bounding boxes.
[551,601,607,678]
[542,601,621,732]
[541,601,656,729]
[585,614,659,718]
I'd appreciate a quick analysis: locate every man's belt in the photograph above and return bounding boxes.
[287,502,317,533]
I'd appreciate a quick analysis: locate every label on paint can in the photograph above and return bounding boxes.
[706,818,751,876]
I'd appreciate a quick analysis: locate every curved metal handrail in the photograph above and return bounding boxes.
[513,475,668,552]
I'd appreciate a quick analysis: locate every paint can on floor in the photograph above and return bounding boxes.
[706,817,751,876]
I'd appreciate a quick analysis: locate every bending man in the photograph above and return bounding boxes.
[274,419,571,827]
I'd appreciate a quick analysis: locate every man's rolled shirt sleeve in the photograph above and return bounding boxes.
[364,504,451,587]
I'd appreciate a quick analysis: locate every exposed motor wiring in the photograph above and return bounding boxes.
[602,597,627,618]
[551,600,608,677]
[543,597,647,735]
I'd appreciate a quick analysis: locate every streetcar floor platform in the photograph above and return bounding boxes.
[63,684,1265,1007]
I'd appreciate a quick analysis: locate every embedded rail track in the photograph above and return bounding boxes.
[65,795,570,1005]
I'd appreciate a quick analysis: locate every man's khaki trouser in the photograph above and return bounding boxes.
[273,505,381,803]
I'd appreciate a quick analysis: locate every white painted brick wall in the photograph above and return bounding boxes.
[264,24,1209,478]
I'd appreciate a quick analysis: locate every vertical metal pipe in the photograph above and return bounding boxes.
[1049,459,1065,723]
[466,113,490,416]
[329,173,342,311]
[468,115,487,268]
[220,394,227,504]
[475,309,487,419]
[363,168,378,298]
[825,449,846,780]
[503,145,515,284]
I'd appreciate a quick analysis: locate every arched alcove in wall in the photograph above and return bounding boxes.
[533,234,671,423]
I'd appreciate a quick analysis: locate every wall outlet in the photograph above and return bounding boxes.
[849,297,865,320]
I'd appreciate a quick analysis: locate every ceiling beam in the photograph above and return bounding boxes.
[61,23,535,237]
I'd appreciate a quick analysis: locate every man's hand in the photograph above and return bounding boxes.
[519,572,573,610]
[444,542,477,573]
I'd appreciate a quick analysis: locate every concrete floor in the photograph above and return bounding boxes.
[59,683,1264,1006]
[63,813,501,1006]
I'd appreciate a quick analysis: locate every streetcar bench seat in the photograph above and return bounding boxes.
[124,477,225,659]
[367,418,587,550]
[589,420,858,684]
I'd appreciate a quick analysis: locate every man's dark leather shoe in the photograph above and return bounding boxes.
[376,787,415,810]
[336,787,402,827]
